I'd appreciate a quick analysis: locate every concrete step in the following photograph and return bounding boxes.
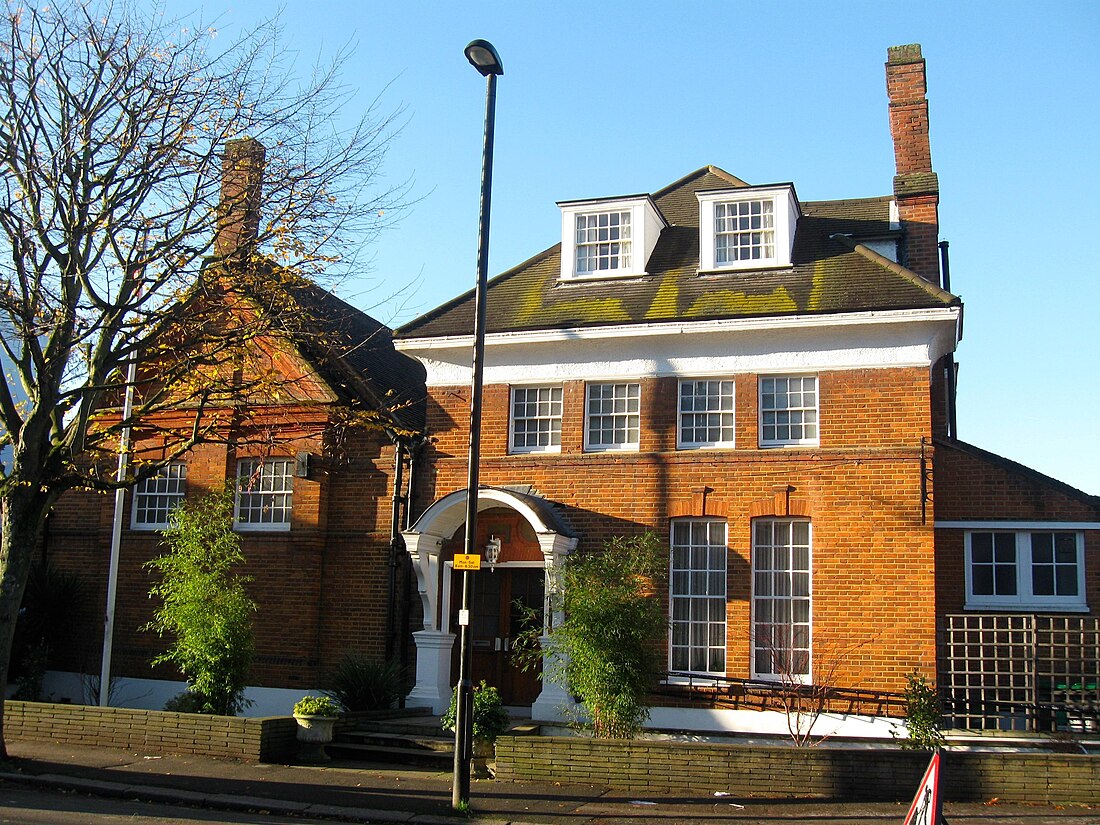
[336,730,454,753]
[327,739,453,768]
[346,718,450,738]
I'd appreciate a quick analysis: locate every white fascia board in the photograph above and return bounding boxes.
[396,307,961,387]
[936,521,1100,530]
[396,307,960,350]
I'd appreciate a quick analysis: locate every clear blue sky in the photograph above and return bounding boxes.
[211,0,1099,495]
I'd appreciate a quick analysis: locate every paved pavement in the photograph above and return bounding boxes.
[1,739,1099,824]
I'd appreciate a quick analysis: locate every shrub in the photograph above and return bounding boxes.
[294,695,342,717]
[323,653,402,712]
[143,487,256,716]
[542,532,667,739]
[900,670,945,750]
[164,690,209,714]
[441,680,510,744]
[12,560,86,700]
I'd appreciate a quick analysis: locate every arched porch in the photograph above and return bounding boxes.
[402,486,577,717]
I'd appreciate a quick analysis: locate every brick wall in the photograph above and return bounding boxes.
[495,734,1100,804]
[4,701,297,762]
[45,409,404,692]
[416,367,940,692]
[933,440,1100,614]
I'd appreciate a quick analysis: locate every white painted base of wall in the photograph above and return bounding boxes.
[532,698,906,741]
[40,671,323,718]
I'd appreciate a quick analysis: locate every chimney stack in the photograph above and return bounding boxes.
[215,137,266,263]
[886,44,940,284]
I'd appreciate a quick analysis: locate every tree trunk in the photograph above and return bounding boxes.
[0,486,52,759]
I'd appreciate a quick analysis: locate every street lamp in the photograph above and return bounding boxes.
[453,37,503,811]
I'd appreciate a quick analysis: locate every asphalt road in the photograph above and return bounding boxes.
[0,784,341,825]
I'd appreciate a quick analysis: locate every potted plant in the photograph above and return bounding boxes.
[441,680,510,777]
[292,695,342,762]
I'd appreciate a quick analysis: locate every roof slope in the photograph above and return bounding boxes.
[396,166,959,340]
[242,265,426,432]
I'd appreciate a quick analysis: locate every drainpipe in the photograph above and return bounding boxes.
[100,355,137,706]
[384,438,406,661]
[939,240,958,439]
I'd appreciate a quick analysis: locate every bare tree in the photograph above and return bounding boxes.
[0,0,405,751]
[754,631,878,746]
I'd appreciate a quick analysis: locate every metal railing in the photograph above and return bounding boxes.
[652,672,907,718]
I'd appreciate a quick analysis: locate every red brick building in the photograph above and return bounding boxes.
[41,45,1098,735]
[42,141,426,716]
[391,44,1100,736]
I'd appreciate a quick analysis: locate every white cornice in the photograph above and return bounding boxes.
[396,307,962,387]
[395,306,961,351]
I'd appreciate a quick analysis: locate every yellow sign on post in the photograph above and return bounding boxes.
[454,553,482,571]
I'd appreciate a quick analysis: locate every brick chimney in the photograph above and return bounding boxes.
[886,44,940,284]
[215,137,265,262]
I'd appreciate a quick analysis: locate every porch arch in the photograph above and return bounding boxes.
[402,486,577,714]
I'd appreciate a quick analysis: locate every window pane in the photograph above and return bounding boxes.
[586,383,640,449]
[576,211,632,274]
[511,386,563,452]
[678,379,735,447]
[132,463,187,528]
[753,518,811,678]
[669,519,727,675]
[236,459,293,528]
[760,376,818,446]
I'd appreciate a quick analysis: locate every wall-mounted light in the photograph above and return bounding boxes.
[485,536,502,569]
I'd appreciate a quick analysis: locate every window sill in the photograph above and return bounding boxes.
[561,270,650,283]
[964,601,1090,614]
[234,524,292,534]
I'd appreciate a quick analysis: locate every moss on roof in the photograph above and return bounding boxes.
[396,167,957,340]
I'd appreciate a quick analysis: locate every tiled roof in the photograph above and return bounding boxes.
[245,265,425,432]
[395,166,958,340]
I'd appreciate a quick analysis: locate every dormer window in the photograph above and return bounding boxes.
[715,200,774,264]
[697,185,800,272]
[559,195,666,280]
[575,211,632,275]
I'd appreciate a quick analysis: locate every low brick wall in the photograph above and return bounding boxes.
[4,701,298,762]
[494,735,1100,804]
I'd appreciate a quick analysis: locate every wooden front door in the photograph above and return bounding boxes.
[451,565,544,705]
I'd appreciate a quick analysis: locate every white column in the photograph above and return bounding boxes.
[530,635,576,723]
[406,630,455,713]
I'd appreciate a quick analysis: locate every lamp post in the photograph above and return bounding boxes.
[453,38,503,811]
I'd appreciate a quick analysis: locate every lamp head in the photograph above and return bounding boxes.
[465,39,503,76]
[485,536,502,567]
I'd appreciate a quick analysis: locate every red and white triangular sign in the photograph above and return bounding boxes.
[903,750,945,825]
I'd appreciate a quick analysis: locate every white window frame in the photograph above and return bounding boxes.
[234,457,294,532]
[509,385,563,454]
[130,462,187,530]
[759,374,819,447]
[964,529,1087,611]
[751,518,812,682]
[697,185,799,272]
[558,195,667,280]
[669,518,728,676]
[678,379,735,449]
[574,210,632,275]
[584,382,640,452]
